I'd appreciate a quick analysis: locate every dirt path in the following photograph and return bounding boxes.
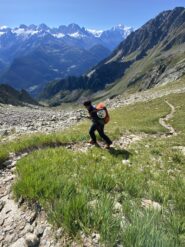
[0,101,178,247]
[159,100,177,136]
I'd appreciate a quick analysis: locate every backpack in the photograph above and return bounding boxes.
[96,102,110,124]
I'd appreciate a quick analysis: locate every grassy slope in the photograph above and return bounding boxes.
[93,44,185,101]
[0,90,182,246]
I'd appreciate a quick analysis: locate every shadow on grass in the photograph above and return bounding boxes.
[108,147,131,159]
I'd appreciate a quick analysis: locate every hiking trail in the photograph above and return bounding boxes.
[159,100,177,136]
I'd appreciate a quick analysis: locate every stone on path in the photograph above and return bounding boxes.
[10,238,27,247]
[141,199,162,211]
[25,233,39,247]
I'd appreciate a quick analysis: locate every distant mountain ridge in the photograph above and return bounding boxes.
[0,23,133,93]
[0,84,38,106]
[0,23,132,51]
[39,7,185,104]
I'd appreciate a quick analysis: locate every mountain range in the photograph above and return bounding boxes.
[0,23,133,94]
[40,7,185,105]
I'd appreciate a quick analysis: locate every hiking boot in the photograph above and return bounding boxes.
[105,141,112,149]
[89,140,97,145]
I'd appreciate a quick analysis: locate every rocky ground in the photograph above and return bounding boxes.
[0,104,86,142]
[0,85,183,247]
[105,83,185,109]
[0,152,62,247]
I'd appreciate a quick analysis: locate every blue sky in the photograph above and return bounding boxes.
[0,0,185,29]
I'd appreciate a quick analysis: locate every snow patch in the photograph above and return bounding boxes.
[51,68,59,72]
[12,28,39,37]
[70,65,77,68]
[69,32,85,38]
[87,29,103,37]
[0,25,8,30]
[27,85,39,92]
[53,33,65,38]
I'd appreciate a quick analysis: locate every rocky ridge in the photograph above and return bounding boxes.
[0,84,38,106]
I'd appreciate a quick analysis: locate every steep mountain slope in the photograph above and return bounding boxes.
[0,84,38,105]
[0,24,132,94]
[40,7,185,104]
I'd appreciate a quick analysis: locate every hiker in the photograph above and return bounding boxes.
[83,100,112,148]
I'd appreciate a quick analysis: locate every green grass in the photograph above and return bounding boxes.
[121,210,181,247]
[0,129,88,164]
[13,146,181,246]
[10,92,185,246]
[107,97,169,136]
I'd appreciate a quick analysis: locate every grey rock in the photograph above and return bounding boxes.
[51,115,57,121]
[5,208,12,214]
[35,226,45,237]
[26,212,37,224]
[2,160,12,167]
[10,238,27,247]
[25,233,39,247]
[0,200,5,211]
[18,196,24,207]
[92,233,100,244]
[0,218,4,226]
[0,129,8,137]
[55,227,63,239]
[17,222,26,231]
[23,224,34,234]
[113,202,123,213]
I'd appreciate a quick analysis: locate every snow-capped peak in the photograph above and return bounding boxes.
[112,24,132,31]
[0,25,8,30]
[117,24,125,28]
[0,23,133,49]
[86,29,103,37]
